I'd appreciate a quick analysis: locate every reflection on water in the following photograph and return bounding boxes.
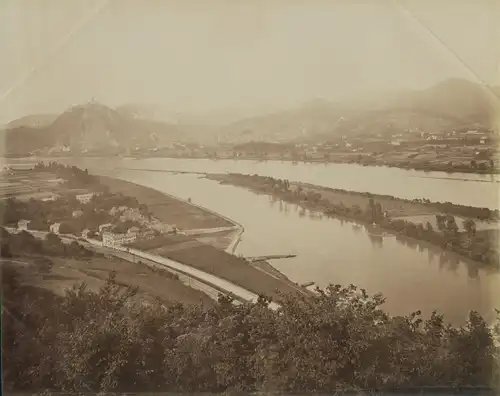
[468,265,479,280]
[99,169,499,324]
[272,198,323,220]
[368,234,384,249]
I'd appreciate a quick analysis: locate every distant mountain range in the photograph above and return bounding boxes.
[217,79,500,143]
[1,78,498,155]
[5,114,58,129]
[0,102,214,156]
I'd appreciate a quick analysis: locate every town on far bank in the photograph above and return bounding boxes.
[127,127,499,174]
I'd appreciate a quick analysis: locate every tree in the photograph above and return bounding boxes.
[1,242,13,258]
[463,218,477,236]
[45,232,62,244]
[367,197,376,222]
[445,216,459,236]
[27,218,49,232]
[425,221,434,233]
[436,215,446,231]
[375,202,383,220]
[477,162,487,171]
[59,222,77,235]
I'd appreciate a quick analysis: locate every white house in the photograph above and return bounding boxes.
[50,223,61,234]
[102,231,137,247]
[72,210,84,218]
[76,192,96,204]
[17,219,31,230]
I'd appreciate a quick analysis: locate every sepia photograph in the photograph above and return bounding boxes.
[1,0,499,394]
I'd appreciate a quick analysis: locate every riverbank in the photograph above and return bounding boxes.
[98,176,233,230]
[206,173,500,269]
[27,151,499,175]
[128,233,306,300]
[98,175,245,253]
[97,175,308,299]
[1,165,305,302]
[126,152,499,175]
[7,156,498,208]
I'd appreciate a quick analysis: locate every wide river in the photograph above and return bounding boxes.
[77,157,498,208]
[6,157,500,323]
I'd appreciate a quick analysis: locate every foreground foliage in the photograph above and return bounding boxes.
[2,268,499,393]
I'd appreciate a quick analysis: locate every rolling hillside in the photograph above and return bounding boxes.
[2,78,498,155]
[218,79,500,143]
[0,102,205,156]
[5,114,58,129]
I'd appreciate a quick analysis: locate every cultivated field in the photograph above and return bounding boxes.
[130,235,303,300]
[99,176,232,230]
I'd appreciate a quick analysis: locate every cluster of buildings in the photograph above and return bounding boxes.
[101,224,139,247]
[12,187,178,249]
[99,223,157,247]
[16,218,158,248]
[15,190,161,248]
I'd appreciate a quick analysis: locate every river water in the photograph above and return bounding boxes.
[5,157,500,323]
[68,157,500,207]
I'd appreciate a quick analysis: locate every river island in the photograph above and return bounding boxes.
[206,172,500,269]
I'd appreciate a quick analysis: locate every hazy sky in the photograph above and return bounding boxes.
[1,0,498,123]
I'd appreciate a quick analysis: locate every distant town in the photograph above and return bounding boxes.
[127,126,498,174]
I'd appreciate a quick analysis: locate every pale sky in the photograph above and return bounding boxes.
[1,0,499,123]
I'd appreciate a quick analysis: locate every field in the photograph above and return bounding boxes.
[130,235,304,300]
[9,254,214,307]
[99,176,232,230]
[0,170,90,201]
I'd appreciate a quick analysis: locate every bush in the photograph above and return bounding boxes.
[2,270,499,393]
[58,222,77,235]
[1,242,13,258]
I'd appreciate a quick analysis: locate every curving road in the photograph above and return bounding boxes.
[119,246,280,310]
[8,228,280,310]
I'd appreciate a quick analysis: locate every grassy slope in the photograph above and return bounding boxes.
[15,254,214,307]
